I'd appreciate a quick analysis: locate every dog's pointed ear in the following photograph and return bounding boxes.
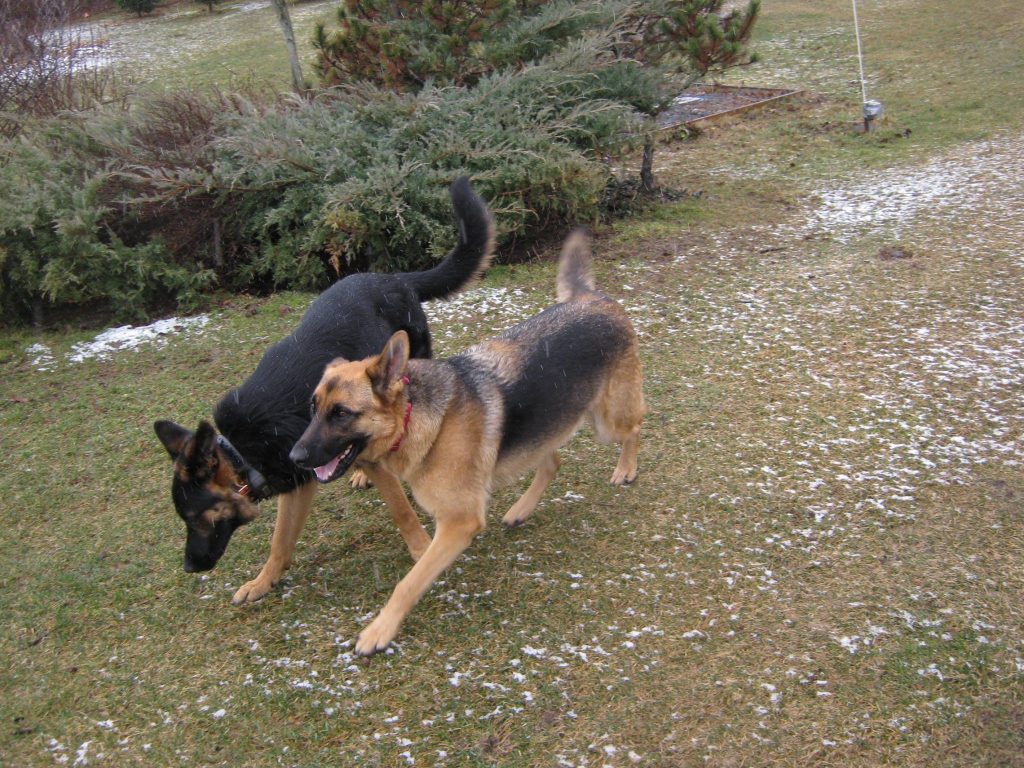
[185,420,219,472]
[154,420,192,461]
[368,331,410,399]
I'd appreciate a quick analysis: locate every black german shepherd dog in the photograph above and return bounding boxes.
[154,177,494,604]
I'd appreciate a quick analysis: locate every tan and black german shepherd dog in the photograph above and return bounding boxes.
[153,177,494,606]
[290,230,644,655]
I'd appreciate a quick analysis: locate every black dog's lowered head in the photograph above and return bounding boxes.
[154,420,266,572]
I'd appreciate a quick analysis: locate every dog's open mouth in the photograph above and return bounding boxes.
[313,439,365,483]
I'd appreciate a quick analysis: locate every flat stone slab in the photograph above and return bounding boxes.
[657,84,802,129]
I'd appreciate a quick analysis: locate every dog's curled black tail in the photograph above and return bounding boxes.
[405,176,495,301]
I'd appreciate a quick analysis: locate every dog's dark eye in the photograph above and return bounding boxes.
[309,398,318,416]
[331,404,356,420]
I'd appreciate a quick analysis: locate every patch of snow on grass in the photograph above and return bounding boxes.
[26,343,57,372]
[67,315,211,363]
[27,315,213,371]
[809,134,1024,243]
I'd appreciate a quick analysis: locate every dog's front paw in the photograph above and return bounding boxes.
[355,613,400,656]
[501,501,534,528]
[610,466,638,486]
[349,469,373,490]
[231,577,274,605]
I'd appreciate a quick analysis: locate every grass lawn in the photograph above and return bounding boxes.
[72,0,340,92]
[3,1,1024,765]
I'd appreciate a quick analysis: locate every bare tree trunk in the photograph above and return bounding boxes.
[32,298,45,329]
[212,218,223,267]
[640,136,657,194]
[269,0,305,95]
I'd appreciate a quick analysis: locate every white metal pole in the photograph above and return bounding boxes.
[852,0,869,104]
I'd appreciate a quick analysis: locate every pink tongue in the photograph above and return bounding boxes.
[314,455,341,482]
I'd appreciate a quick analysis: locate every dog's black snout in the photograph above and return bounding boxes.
[289,443,309,466]
[246,468,268,498]
[184,556,216,573]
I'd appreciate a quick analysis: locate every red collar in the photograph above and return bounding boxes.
[389,376,412,452]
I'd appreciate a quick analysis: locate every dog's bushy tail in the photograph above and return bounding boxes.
[405,176,495,301]
[556,228,596,303]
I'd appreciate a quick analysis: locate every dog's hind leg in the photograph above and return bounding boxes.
[355,505,485,656]
[361,463,431,561]
[593,354,644,486]
[232,481,317,605]
[610,431,640,486]
[501,451,561,528]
